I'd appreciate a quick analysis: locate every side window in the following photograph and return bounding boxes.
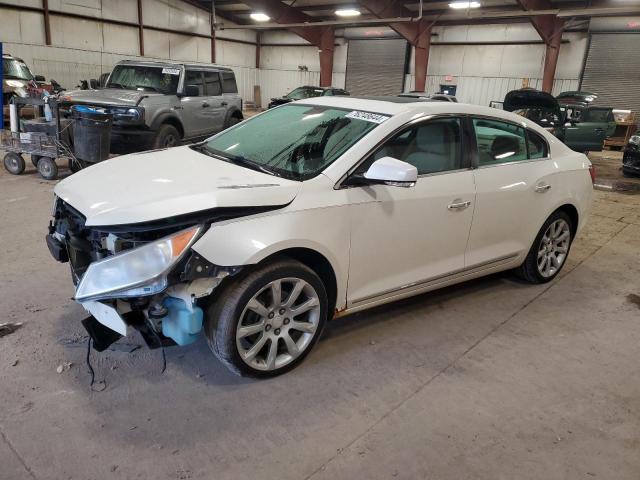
[221,71,237,94]
[185,70,204,96]
[472,118,528,165]
[527,130,548,159]
[204,71,222,96]
[361,117,464,176]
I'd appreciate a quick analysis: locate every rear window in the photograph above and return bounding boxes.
[221,71,237,94]
[204,71,222,96]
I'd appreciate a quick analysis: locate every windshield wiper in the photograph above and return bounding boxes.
[191,144,281,177]
[106,82,126,89]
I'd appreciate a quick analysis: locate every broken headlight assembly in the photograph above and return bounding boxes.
[74,225,203,302]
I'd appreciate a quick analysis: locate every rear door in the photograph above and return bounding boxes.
[466,117,560,268]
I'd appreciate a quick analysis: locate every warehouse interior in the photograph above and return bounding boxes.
[2,0,640,479]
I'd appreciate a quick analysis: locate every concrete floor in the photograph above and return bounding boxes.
[1,163,640,480]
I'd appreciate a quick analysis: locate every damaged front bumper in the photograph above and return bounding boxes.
[47,199,240,351]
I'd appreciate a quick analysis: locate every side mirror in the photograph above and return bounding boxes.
[364,157,418,187]
[34,75,46,82]
[180,85,200,97]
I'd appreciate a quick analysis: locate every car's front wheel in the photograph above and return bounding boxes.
[516,210,573,283]
[205,259,327,377]
[153,124,181,149]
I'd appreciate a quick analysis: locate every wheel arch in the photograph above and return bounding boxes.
[554,203,579,237]
[258,247,338,319]
[150,113,184,137]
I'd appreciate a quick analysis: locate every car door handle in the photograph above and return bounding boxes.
[221,101,228,106]
[447,200,471,210]
[202,102,210,108]
[535,183,552,193]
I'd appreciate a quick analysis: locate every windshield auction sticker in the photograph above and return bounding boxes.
[162,68,181,75]
[345,111,390,124]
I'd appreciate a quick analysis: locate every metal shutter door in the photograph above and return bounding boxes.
[346,39,407,96]
[581,33,640,114]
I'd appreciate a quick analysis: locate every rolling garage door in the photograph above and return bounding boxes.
[581,33,640,114]
[346,39,407,96]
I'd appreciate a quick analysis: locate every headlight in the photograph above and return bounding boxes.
[629,135,640,146]
[75,225,203,302]
[108,106,144,122]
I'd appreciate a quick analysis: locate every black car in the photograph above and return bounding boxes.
[623,134,640,177]
[268,86,349,109]
[397,92,458,102]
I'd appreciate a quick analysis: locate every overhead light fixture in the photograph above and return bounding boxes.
[335,8,361,17]
[250,12,270,21]
[448,1,481,8]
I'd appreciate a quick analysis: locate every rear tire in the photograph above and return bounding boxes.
[153,124,181,149]
[223,113,242,129]
[515,210,573,283]
[205,259,328,378]
[4,152,25,175]
[37,156,58,180]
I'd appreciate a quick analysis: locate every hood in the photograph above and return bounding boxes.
[504,89,560,113]
[556,91,598,106]
[54,146,302,226]
[60,88,163,106]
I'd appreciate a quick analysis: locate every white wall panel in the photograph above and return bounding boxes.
[50,16,103,50]
[101,0,138,23]
[103,24,139,56]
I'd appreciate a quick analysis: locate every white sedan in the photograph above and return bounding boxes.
[48,97,594,377]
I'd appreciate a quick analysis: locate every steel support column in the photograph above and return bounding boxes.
[43,0,51,45]
[137,0,144,56]
[517,0,564,93]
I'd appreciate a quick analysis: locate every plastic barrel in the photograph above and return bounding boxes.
[71,105,113,163]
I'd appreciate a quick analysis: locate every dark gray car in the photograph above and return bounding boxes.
[62,60,243,153]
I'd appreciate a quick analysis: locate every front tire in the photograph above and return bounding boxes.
[153,124,181,149]
[516,210,573,283]
[205,259,328,378]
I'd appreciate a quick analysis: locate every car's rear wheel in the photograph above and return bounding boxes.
[205,259,327,377]
[516,210,573,283]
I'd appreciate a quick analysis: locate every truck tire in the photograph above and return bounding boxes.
[153,124,181,149]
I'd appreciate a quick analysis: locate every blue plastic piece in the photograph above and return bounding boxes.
[161,297,203,346]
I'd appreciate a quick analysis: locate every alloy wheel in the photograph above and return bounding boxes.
[236,277,321,371]
[537,218,570,278]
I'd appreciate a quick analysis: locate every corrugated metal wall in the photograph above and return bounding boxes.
[581,33,640,113]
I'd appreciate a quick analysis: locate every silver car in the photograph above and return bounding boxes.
[62,60,243,153]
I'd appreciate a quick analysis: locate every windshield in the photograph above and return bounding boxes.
[198,104,385,180]
[106,65,180,94]
[3,58,33,81]
[285,87,325,100]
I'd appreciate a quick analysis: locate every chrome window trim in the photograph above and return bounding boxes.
[476,155,553,169]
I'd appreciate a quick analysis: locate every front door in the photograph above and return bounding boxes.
[346,116,476,306]
[180,69,208,138]
[202,70,227,134]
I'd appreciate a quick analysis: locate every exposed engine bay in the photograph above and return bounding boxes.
[46,196,257,351]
